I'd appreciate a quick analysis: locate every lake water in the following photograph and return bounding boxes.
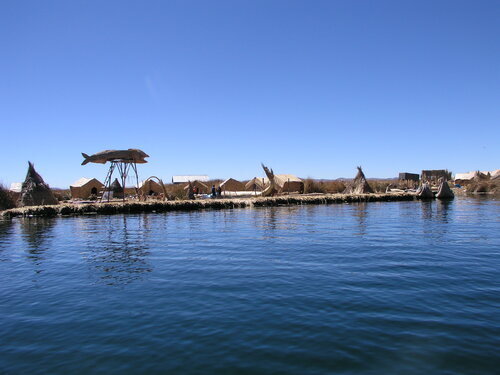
[1,197,499,374]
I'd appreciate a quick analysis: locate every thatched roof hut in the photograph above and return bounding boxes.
[245,177,265,191]
[70,177,104,199]
[343,167,373,194]
[139,180,163,195]
[263,174,304,193]
[421,169,450,182]
[275,174,304,193]
[220,178,245,192]
[19,162,58,207]
[110,178,124,198]
[183,180,209,194]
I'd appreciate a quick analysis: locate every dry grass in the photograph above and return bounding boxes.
[368,179,399,193]
[0,184,16,211]
[465,181,499,194]
[52,188,71,201]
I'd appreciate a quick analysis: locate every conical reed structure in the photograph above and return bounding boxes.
[19,162,58,207]
[343,166,373,194]
[110,178,124,198]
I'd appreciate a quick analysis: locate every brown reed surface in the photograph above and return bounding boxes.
[0,185,16,211]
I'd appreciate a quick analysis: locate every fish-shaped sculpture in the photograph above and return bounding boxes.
[81,149,149,165]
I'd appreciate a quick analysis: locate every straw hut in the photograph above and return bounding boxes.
[245,177,266,191]
[398,172,419,182]
[421,170,450,183]
[110,178,124,198]
[263,175,304,193]
[275,174,303,193]
[19,162,58,207]
[343,167,373,194]
[220,178,245,192]
[70,178,104,199]
[183,180,209,194]
[454,171,476,185]
[139,179,163,196]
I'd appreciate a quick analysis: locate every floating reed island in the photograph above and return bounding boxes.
[1,192,419,218]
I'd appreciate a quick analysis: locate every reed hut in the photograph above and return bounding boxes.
[343,167,373,194]
[275,174,304,193]
[220,178,245,192]
[245,177,266,191]
[421,170,450,183]
[110,178,124,198]
[139,179,163,196]
[19,162,58,207]
[70,178,104,199]
[263,174,304,193]
[399,172,419,184]
[183,180,209,194]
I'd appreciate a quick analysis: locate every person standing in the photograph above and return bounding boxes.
[211,184,216,198]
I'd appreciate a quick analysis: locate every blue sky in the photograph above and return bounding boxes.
[1,0,498,188]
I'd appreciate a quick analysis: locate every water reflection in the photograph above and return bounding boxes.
[82,215,152,286]
[353,203,368,236]
[0,219,15,243]
[420,200,454,242]
[420,201,433,220]
[436,200,453,223]
[19,217,56,265]
[258,206,303,240]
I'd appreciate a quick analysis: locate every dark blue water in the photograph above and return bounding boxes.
[1,197,499,374]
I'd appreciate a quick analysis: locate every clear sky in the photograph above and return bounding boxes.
[1,0,498,188]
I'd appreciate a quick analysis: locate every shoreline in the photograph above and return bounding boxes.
[1,193,418,219]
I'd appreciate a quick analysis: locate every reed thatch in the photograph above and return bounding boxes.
[417,183,434,199]
[110,178,124,198]
[139,179,163,195]
[436,179,454,200]
[183,180,209,194]
[0,185,16,211]
[245,177,265,191]
[70,178,104,199]
[261,163,278,197]
[187,181,195,200]
[19,162,58,207]
[343,167,373,194]
[220,178,245,192]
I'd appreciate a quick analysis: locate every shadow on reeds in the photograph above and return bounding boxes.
[0,185,16,211]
